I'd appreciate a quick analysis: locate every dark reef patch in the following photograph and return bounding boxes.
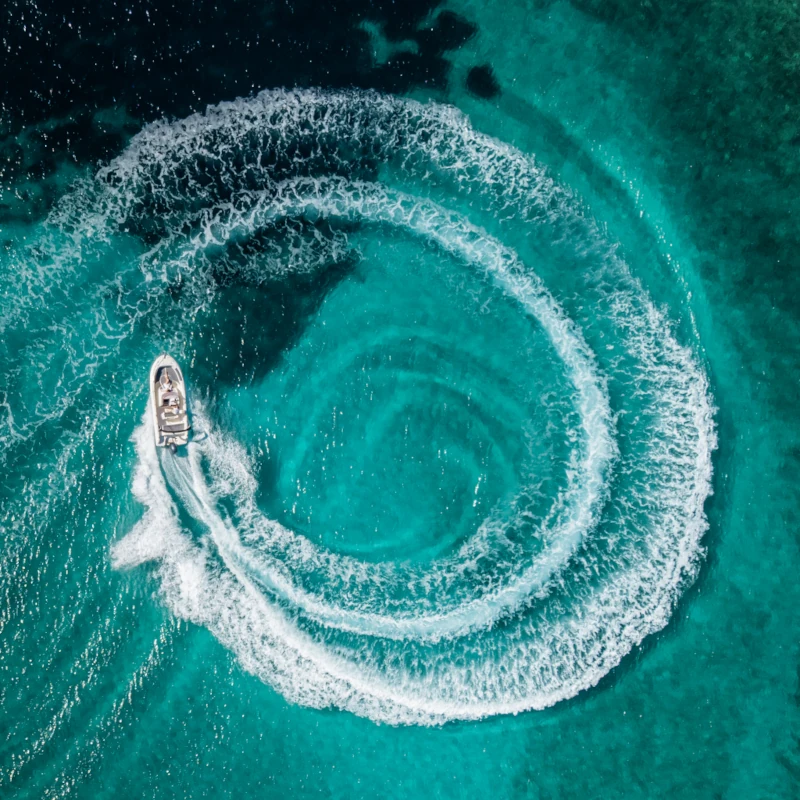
[466,65,501,99]
[0,0,484,221]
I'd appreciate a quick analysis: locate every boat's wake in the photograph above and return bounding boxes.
[16,87,714,726]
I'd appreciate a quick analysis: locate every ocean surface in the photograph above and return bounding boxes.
[2,1,799,797]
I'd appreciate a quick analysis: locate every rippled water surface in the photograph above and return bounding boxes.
[2,1,800,798]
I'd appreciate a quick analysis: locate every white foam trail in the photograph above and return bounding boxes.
[158,179,614,639]
[118,356,713,726]
[87,88,717,724]
[113,408,502,724]
[111,405,192,571]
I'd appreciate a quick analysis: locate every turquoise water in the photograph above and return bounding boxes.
[2,2,800,798]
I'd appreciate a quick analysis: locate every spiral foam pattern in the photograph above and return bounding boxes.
[8,89,714,725]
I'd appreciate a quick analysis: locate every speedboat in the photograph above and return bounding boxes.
[150,354,191,452]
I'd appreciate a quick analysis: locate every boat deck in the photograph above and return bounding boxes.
[155,366,189,434]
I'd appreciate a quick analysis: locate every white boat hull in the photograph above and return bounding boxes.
[150,354,191,449]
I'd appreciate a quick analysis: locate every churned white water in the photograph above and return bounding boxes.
[100,89,717,725]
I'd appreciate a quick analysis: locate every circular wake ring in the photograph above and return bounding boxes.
[90,88,718,725]
[163,177,616,640]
